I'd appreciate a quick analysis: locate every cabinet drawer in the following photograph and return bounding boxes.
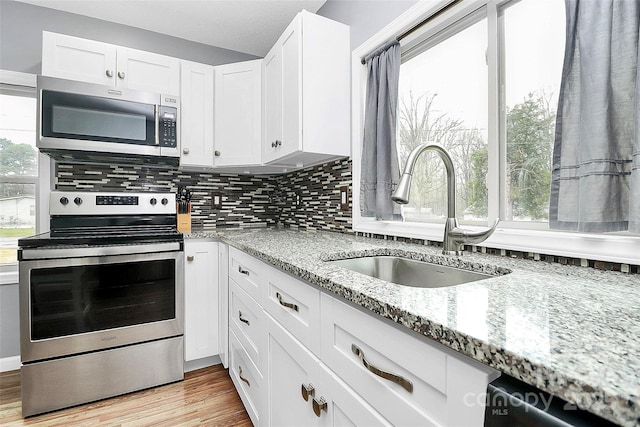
[229,247,264,302]
[229,278,266,375]
[229,329,264,426]
[264,266,321,355]
[321,294,447,426]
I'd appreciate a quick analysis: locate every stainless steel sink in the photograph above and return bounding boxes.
[328,256,493,288]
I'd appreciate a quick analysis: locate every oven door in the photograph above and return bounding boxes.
[19,244,184,363]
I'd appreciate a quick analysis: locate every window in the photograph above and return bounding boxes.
[502,0,565,223]
[0,71,39,282]
[396,0,563,226]
[398,11,488,223]
[352,0,640,263]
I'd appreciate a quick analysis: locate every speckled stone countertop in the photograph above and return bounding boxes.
[186,228,639,426]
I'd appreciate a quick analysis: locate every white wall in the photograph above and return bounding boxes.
[317,0,419,50]
[0,0,257,75]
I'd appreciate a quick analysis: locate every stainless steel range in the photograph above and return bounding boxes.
[18,191,184,417]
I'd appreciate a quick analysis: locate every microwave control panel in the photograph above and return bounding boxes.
[158,106,177,148]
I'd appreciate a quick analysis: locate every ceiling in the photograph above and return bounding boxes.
[15,0,327,57]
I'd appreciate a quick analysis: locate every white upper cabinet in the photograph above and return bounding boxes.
[42,32,116,86]
[180,60,215,168]
[42,31,180,95]
[116,48,180,95]
[214,60,263,167]
[263,11,350,168]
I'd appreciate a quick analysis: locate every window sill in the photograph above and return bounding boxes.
[353,218,640,265]
[0,270,18,286]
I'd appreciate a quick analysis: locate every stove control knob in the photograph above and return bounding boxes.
[150,197,157,206]
[60,196,69,206]
[74,197,83,206]
[161,198,168,205]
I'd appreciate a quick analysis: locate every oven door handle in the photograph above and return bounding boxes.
[20,241,182,260]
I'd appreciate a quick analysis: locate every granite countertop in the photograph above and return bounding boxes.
[187,228,639,426]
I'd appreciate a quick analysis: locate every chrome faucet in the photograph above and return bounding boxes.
[391,143,499,256]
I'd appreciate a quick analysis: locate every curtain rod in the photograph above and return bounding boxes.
[360,0,461,65]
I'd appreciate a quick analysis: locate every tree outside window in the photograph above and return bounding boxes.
[0,89,38,264]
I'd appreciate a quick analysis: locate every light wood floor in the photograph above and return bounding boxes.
[0,364,252,426]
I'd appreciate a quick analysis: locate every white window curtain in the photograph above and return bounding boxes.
[550,0,640,233]
[360,40,403,221]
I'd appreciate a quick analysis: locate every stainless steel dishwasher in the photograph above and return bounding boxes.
[484,374,617,427]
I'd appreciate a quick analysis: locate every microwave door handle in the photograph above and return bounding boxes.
[154,105,160,146]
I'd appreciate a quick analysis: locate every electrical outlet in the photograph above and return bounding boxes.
[340,186,349,211]
[211,192,222,210]
[295,193,302,208]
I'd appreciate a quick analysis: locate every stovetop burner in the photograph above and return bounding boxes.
[19,190,183,250]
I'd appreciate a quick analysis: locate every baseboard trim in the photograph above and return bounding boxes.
[184,355,221,373]
[0,356,20,372]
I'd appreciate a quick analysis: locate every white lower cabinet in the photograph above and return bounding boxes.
[184,240,219,362]
[229,278,267,375]
[225,247,499,426]
[230,329,264,426]
[267,314,387,427]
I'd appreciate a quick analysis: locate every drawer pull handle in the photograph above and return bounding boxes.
[351,344,413,393]
[276,292,299,312]
[301,383,315,401]
[239,366,250,387]
[312,396,327,417]
[186,255,194,262]
[238,310,250,325]
[238,266,250,275]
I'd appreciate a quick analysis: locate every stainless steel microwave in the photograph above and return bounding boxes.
[37,75,180,167]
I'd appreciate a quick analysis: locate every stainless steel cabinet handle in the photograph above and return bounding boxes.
[106,70,114,77]
[351,343,413,393]
[183,148,190,154]
[238,310,250,325]
[301,383,315,401]
[312,396,327,417]
[276,292,299,312]
[238,366,250,387]
[238,266,250,275]
[117,71,126,79]
[186,255,194,262]
[214,150,221,157]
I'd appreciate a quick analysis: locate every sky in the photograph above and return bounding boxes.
[0,93,37,147]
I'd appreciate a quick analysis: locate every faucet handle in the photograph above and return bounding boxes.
[449,218,500,243]
[444,218,499,255]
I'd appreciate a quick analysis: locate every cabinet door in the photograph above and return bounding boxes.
[42,31,116,86]
[214,60,262,166]
[230,329,264,426]
[317,363,391,427]
[117,47,180,95]
[264,266,321,355]
[279,17,303,160]
[229,278,266,375]
[320,294,446,426]
[267,313,388,427]
[184,241,219,361]
[268,315,319,427]
[180,61,214,168]
[263,44,283,164]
